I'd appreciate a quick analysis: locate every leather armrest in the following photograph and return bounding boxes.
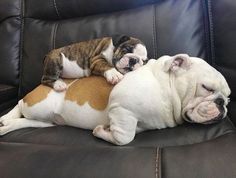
[0,84,18,113]
[161,132,236,178]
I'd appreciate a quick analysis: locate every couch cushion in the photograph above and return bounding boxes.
[0,0,21,86]
[0,85,18,113]
[0,116,234,147]
[0,142,157,178]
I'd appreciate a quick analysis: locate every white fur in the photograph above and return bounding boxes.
[0,55,230,145]
[133,44,148,61]
[104,68,124,84]
[102,40,114,66]
[0,89,108,135]
[59,101,108,129]
[61,53,90,78]
[53,79,67,91]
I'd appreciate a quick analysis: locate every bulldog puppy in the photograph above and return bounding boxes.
[0,54,230,145]
[41,35,148,91]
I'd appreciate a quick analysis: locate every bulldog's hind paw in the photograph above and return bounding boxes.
[53,80,67,92]
[0,119,14,135]
[104,68,124,85]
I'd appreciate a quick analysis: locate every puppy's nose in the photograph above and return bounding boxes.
[214,98,224,106]
[129,58,137,66]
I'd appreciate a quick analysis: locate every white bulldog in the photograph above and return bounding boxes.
[0,54,231,145]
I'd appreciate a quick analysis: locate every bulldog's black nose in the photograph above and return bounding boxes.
[129,58,137,66]
[214,98,224,106]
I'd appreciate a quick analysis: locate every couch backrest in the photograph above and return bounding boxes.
[0,0,235,119]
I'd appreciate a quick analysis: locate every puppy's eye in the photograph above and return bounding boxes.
[202,84,215,93]
[123,46,132,53]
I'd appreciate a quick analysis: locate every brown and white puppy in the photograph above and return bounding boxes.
[41,35,148,91]
[0,54,230,145]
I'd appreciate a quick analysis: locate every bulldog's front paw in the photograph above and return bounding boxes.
[93,125,110,139]
[104,68,124,85]
[53,80,67,92]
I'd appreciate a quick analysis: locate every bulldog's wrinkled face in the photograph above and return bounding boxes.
[164,54,231,124]
[112,35,148,74]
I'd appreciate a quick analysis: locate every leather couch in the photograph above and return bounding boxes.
[0,0,236,177]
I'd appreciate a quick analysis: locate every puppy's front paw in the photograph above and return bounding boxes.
[104,68,124,84]
[53,80,67,92]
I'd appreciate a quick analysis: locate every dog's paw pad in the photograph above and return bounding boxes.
[53,80,67,92]
[93,125,104,136]
[104,68,124,84]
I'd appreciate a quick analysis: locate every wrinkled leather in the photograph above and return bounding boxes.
[0,0,21,86]
[0,85,18,113]
[0,142,157,178]
[0,117,234,148]
[0,0,236,178]
[162,133,236,178]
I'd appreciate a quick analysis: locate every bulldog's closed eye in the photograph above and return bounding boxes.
[202,84,215,93]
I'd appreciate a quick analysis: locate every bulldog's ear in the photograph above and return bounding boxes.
[112,35,130,47]
[164,54,191,72]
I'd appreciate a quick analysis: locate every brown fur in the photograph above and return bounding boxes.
[23,85,52,107]
[23,79,76,106]
[65,76,113,110]
[23,77,113,110]
[41,37,113,87]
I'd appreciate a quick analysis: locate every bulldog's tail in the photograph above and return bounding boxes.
[0,100,23,121]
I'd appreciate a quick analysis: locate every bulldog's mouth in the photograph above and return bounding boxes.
[184,109,225,125]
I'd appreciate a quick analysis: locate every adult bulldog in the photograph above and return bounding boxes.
[0,54,231,145]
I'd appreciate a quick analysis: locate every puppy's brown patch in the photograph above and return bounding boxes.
[65,76,114,110]
[23,79,75,106]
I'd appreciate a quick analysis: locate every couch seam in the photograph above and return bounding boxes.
[206,0,215,66]
[200,0,210,63]
[152,5,158,59]
[52,23,59,50]
[18,0,25,99]
[53,0,61,19]
[155,147,161,178]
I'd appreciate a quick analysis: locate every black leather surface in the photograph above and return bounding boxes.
[0,142,157,178]
[208,0,236,123]
[25,0,157,20]
[161,132,236,178]
[0,117,234,147]
[0,84,18,113]
[0,0,21,86]
[228,101,236,125]
[0,85,18,103]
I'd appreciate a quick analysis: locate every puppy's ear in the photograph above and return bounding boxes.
[112,35,130,47]
[164,54,191,72]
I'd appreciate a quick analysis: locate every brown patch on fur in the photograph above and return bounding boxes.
[23,85,52,107]
[65,76,114,110]
[23,79,76,106]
